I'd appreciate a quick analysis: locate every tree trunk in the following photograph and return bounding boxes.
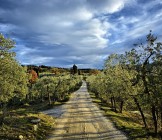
[156,108,159,122]
[160,102,162,138]
[151,105,158,134]
[47,86,51,105]
[48,93,51,105]
[0,103,7,125]
[29,83,33,101]
[26,94,29,101]
[133,97,148,128]
[113,96,117,112]
[120,100,124,113]
[110,97,114,109]
[41,93,43,102]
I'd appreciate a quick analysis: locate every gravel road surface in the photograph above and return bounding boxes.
[43,81,127,140]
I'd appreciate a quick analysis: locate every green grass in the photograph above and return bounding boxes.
[0,101,66,140]
[89,92,161,140]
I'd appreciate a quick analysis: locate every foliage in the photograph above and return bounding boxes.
[89,69,101,75]
[31,75,82,104]
[87,31,162,136]
[28,69,38,84]
[0,33,28,103]
[0,33,28,126]
[72,64,78,74]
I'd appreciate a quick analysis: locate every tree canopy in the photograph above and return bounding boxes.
[0,33,28,103]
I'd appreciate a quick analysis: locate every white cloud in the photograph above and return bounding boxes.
[1,0,161,68]
[109,1,162,47]
[87,0,127,14]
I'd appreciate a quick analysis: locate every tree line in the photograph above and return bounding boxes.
[87,31,162,135]
[0,33,82,125]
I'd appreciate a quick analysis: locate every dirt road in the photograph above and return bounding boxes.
[43,81,127,140]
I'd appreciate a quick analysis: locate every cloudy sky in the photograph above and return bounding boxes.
[0,0,162,68]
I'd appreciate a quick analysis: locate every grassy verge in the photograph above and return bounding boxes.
[89,92,160,140]
[0,81,81,140]
[0,101,66,140]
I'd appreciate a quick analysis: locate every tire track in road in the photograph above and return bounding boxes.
[43,81,127,140]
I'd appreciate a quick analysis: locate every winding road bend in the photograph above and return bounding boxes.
[43,81,127,140]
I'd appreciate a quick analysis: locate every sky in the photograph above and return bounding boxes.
[0,0,162,69]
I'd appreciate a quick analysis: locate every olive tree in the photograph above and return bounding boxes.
[0,33,28,124]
